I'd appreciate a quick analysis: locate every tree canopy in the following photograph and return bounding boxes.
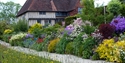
[0,1,21,23]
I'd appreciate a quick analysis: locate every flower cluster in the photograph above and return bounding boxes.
[9,33,27,42]
[28,23,42,33]
[4,29,13,34]
[96,39,125,62]
[65,24,74,35]
[64,18,83,37]
[110,16,125,34]
[25,33,33,38]
[91,29,103,39]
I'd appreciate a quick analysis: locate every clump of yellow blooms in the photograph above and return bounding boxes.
[4,29,13,34]
[96,39,125,62]
[48,38,60,52]
[28,23,42,33]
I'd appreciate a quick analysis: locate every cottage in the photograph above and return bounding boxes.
[16,0,82,26]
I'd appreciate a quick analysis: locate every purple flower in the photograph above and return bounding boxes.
[65,25,74,35]
[26,33,33,38]
[110,16,125,34]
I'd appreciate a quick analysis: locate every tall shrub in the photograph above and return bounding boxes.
[80,0,107,26]
[11,19,28,32]
[107,0,122,16]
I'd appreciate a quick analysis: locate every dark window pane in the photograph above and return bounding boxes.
[37,19,41,23]
[39,12,46,15]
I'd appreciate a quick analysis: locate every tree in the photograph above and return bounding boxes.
[80,0,105,26]
[107,0,122,16]
[0,1,21,23]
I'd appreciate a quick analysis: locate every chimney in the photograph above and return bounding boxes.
[50,0,57,11]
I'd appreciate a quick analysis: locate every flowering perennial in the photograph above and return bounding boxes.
[110,16,125,34]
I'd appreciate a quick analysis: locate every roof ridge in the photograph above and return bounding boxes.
[50,0,57,11]
[28,0,34,10]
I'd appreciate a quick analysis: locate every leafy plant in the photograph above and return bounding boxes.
[82,37,97,59]
[120,4,125,16]
[9,33,26,46]
[55,34,70,54]
[96,38,125,62]
[0,21,11,39]
[107,0,122,16]
[83,25,95,34]
[65,15,77,26]
[73,33,84,56]
[48,38,60,52]
[99,24,115,39]
[28,23,42,37]
[11,19,28,32]
[65,42,74,54]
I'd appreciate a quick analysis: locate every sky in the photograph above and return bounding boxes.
[0,0,111,6]
[0,0,26,5]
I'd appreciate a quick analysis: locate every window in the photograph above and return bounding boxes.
[37,19,41,23]
[56,12,67,16]
[78,8,82,14]
[45,20,51,25]
[39,12,46,15]
[55,19,64,23]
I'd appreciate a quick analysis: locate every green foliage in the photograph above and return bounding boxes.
[41,36,52,51]
[73,33,84,56]
[11,19,28,32]
[0,45,60,63]
[65,15,76,26]
[120,4,125,16]
[30,42,43,51]
[80,0,106,26]
[92,53,100,60]
[82,37,97,59]
[9,33,26,46]
[83,25,95,34]
[0,1,21,22]
[55,34,70,54]
[65,42,74,54]
[48,38,60,52]
[107,0,122,16]
[28,23,42,37]
[0,21,11,39]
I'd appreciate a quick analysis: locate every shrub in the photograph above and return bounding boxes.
[23,38,35,48]
[107,0,122,16]
[120,4,125,16]
[28,23,42,37]
[30,42,43,51]
[0,21,10,39]
[92,53,100,60]
[99,24,115,39]
[41,36,52,51]
[96,39,125,62]
[65,15,76,26]
[48,38,60,52]
[65,42,74,54]
[73,33,84,56]
[11,19,28,32]
[83,25,95,34]
[4,29,13,34]
[110,16,125,34]
[9,33,26,46]
[55,34,70,54]
[82,37,97,59]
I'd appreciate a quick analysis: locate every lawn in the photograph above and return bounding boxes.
[0,44,60,63]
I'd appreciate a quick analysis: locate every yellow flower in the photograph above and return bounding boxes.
[4,29,13,34]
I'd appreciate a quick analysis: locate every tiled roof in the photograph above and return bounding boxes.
[17,0,80,17]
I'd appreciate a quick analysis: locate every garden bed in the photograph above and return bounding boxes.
[0,40,111,63]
